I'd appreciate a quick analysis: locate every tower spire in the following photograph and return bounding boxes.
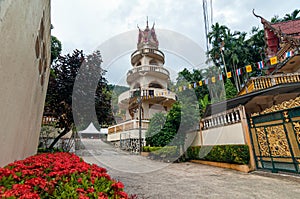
[146,16,149,28]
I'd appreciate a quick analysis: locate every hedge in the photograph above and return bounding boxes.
[187,145,250,165]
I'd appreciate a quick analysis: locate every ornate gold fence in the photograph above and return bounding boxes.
[249,106,300,173]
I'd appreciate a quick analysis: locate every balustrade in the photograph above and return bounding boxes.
[201,109,241,130]
[108,120,150,134]
[240,73,300,96]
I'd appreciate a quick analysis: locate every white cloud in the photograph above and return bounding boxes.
[51,0,299,84]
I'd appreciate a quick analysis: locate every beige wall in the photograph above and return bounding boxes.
[200,123,246,146]
[0,0,51,166]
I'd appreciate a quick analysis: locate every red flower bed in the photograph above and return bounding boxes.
[0,152,128,199]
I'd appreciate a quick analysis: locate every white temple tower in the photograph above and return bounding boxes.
[108,21,176,146]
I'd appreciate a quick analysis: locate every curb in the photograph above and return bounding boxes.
[190,160,252,173]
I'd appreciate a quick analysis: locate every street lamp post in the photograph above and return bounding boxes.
[138,87,142,155]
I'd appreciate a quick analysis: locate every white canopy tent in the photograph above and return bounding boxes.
[79,122,106,138]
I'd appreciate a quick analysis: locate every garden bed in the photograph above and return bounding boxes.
[0,152,129,199]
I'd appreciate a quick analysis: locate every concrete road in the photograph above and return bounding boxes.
[78,139,300,199]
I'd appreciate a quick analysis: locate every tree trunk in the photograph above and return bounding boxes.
[48,128,70,149]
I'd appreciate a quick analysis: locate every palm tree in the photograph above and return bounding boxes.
[284,9,300,21]
[207,23,229,68]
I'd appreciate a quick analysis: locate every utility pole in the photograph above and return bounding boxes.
[138,86,142,155]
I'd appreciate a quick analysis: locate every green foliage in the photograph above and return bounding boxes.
[224,79,238,99]
[176,68,209,102]
[149,146,178,160]
[51,35,62,63]
[142,146,162,152]
[207,22,266,92]
[37,147,64,153]
[271,9,300,22]
[44,50,114,149]
[108,85,129,116]
[187,145,250,165]
[145,104,180,147]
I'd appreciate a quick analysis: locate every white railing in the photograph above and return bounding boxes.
[127,65,170,77]
[108,119,150,134]
[118,88,177,103]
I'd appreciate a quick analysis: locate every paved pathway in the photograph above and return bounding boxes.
[78,139,300,199]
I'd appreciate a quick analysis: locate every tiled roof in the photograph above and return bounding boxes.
[271,19,300,39]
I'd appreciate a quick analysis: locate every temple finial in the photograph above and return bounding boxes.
[146,16,149,28]
[252,9,262,19]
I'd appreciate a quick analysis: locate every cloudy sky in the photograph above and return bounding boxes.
[51,0,299,85]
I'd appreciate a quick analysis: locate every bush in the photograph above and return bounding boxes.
[187,145,250,165]
[149,146,178,160]
[142,146,162,152]
[0,152,128,198]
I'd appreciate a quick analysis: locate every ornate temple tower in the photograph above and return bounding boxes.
[108,21,176,145]
[119,21,176,121]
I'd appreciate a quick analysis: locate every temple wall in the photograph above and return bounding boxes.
[201,123,245,145]
[0,0,51,166]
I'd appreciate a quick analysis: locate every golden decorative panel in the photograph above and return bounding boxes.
[256,127,270,156]
[265,125,291,157]
[253,96,300,116]
[293,122,300,144]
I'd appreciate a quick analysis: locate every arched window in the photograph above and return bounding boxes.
[149,59,158,65]
[136,61,141,66]
[149,82,163,89]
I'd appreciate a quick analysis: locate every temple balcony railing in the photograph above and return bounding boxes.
[127,64,170,79]
[118,88,177,104]
[108,119,150,134]
[201,108,241,130]
[239,72,300,96]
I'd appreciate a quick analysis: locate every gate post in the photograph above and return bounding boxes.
[240,106,256,171]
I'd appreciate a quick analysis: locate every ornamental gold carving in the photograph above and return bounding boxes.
[293,121,300,144]
[256,127,270,156]
[265,125,291,157]
[253,96,300,115]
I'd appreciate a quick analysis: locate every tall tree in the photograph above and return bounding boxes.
[45,50,114,149]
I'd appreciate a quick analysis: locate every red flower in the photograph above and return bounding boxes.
[112,182,124,190]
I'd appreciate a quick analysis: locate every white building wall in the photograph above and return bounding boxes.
[0,0,51,166]
[201,123,245,146]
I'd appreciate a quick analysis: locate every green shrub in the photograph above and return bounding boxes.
[150,146,178,159]
[186,145,250,165]
[142,146,163,152]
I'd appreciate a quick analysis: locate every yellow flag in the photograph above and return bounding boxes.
[199,80,203,86]
[246,65,252,73]
[227,72,232,78]
[179,86,182,92]
[211,76,216,83]
[188,84,192,89]
[270,56,278,65]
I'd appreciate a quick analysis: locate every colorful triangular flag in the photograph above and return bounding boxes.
[246,65,252,73]
[236,68,242,76]
[199,80,203,86]
[188,84,192,89]
[227,72,232,78]
[204,79,209,85]
[211,76,216,83]
[285,51,293,58]
[194,82,197,88]
[270,56,278,65]
[257,61,264,69]
[219,74,223,81]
